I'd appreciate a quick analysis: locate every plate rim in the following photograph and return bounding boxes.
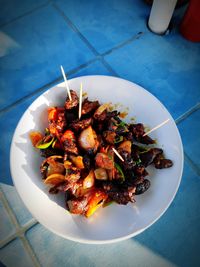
[10,75,184,244]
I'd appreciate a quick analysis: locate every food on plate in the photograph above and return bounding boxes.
[30,89,173,217]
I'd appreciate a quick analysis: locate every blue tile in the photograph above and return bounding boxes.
[178,109,200,169]
[27,224,175,267]
[135,161,200,267]
[0,60,111,185]
[70,59,112,78]
[0,238,34,267]
[0,184,33,226]
[105,32,200,119]
[0,197,16,241]
[54,0,151,54]
[0,0,48,26]
[0,4,95,110]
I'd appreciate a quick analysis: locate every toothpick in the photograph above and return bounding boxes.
[79,82,83,119]
[143,118,170,137]
[60,65,72,101]
[112,148,124,162]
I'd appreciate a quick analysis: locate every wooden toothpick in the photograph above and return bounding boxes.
[143,118,170,137]
[112,148,124,162]
[60,65,72,101]
[79,82,83,119]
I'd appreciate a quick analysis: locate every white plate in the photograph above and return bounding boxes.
[10,75,183,244]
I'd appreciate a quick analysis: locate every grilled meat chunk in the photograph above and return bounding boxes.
[65,90,79,110]
[70,118,92,132]
[140,148,163,167]
[81,98,100,115]
[153,154,173,169]
[129,123,155,144]
[135,179,150,195]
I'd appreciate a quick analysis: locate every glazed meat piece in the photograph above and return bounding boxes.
[40,147,64,158]
[93,103,109,121]
[129,123,155,144]
[103,130,116,144]
[135,179,150,195]
[131,144,140,161]
[61,130,78,155]
[94,110,107,121]
[70,118,92,132]
[134,166,148,177]
[65,167,81,183]
[65,90,79,110]
[66,196,88,215]
[102,182,135,205]
[64,109,78,123]
[48,107,67,135]
[81,98,100,115]
[119,150,136,170]
[62,139,78,155]
[95,153,114,170]
[153,154,173,169]
[56,110,66,132]
[140,148,163,167]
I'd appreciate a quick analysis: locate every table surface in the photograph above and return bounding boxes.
[0,0,200,267]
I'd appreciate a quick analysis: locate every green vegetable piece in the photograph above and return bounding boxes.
[52,139,57,148]
[114,136,123,143]
[135,158,142,165]
[36,137,54,149]
[114,162,125,182]
[118,121,126,127]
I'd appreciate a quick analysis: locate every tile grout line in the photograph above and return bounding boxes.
[0,58,99,114]
[0,219,38,249]
[0,188,41,267]
[0,4,146,113]
[20,235,41,267]
[52,2,121,77]
[52,2,98,56]
[175,102,200,124]
[102,32,144,57]
[184,152,200,176]
[100,58,120,77]
[0,1,50,28]
[0,233,18,249]
[0,188,21,232]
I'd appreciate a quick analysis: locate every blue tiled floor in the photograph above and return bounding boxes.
[54,0,151,54]
[26,223,175,267]
[0,197,16,241]
[135,161,200,267]
[0,238,35,267]
[0,0,200,267]
[0,0,48,26]
[0,184,33,226]
[105,31,200,119]
[178,109,200,170]
[0,4,95,110]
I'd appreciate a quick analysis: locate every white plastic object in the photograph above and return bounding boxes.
[148,0,178,34]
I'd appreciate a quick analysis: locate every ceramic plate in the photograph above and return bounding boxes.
[10,75,183,244]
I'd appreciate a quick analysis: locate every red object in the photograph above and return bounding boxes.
[180,0,200,42]
[61,130,75,142]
